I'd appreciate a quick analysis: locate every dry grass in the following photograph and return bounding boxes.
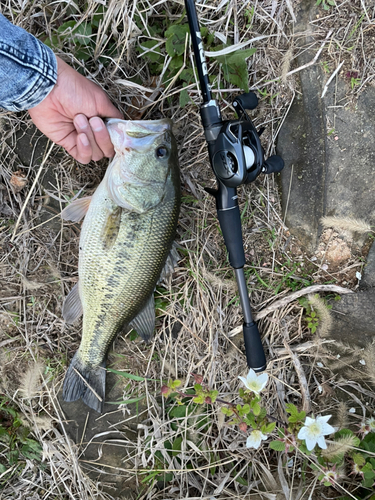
[1,0,375,499]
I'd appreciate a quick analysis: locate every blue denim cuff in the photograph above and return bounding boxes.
[0,14,58,111]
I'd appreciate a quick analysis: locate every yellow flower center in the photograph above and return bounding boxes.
[308,422,322,436]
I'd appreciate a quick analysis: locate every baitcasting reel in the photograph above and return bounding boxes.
[185,0,284,371]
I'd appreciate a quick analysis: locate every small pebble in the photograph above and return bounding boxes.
[349,408,356,413]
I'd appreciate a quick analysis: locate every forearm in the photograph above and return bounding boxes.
[0,13,57,111]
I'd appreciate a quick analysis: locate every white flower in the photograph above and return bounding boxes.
[238,369,268,395]
[246,430,268,449]
[367,417,375,431]
[297,415,335,451]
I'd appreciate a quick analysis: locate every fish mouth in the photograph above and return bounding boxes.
[106,119,172,153]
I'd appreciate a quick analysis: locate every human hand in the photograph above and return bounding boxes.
[28,56,123,164]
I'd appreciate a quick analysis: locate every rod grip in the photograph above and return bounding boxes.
[217,207,245,269]
[243,322,266,372]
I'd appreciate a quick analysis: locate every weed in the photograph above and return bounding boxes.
[316,0,335,11]
[0,396,43,483]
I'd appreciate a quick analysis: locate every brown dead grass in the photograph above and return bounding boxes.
[1,0,375,499]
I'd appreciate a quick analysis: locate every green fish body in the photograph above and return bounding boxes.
[61,119,180,412]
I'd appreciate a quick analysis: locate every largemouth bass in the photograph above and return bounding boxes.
[61,119,180,412]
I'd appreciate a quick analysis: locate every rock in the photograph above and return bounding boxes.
[277,0,375,253]
[361,241,375,289]
[329,289,375,347]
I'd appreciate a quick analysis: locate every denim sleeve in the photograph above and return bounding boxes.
[0,14,57,111]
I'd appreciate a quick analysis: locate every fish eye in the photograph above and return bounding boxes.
[156,146,169,159]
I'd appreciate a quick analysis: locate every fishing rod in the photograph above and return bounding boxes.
[185,0,284,371]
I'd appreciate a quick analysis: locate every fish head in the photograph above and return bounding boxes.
[105,119,178,212]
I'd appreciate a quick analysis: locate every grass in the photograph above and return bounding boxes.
[1,0,375,499]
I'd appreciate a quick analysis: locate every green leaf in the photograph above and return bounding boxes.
[252,402,261,416]
[215,48,257,92]
[170,55,184,70]
[138,40,163,63]
[169,404,188,419]
[172,436,183,456]
[234,475,248,486]
[107,368,150,381]
[242,404,250,414]
[8,449,19,465]
[209,390,219,403]
[269,440,286,451]
[21,440,42,460]
[258,407,267,420]
[264,422,276,433]
[286,403,298,416]
[165,24,190,57]
[180,68,194,83]
[57,20,76,33]
[193,394,205,404]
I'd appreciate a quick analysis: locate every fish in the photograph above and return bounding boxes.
[60,118,180,412]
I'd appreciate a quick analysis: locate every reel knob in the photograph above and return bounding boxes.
[233,92,258,111]
[262,155,284,174]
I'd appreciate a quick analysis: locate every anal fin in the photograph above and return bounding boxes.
[62,282,83,324]
[158,242,180,283]
[129,294,155,342]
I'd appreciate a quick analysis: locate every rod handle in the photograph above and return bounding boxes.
[243,322,266,372]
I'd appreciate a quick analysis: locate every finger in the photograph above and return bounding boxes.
[89,117,115,158]
[95,92,123,120]
[74,114,103,162]
[75,133,93,164]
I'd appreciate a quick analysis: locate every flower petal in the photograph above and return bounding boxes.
[305,436,317,451]
[256,372,268,387]
[317,435,327,449]
[246,369,258,383]
[304,416,315,426]
[238,376,249,388]
[321,423,335,436]
[317,415,332,424]
[298,427,308,440]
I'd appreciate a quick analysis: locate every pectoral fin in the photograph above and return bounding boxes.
[61,196,92,222]
[62,283,83,324]
[129,294,155,342]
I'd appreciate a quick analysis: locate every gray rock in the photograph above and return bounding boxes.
[277,0,375,253]
[329,289,375,347]
[360,241,375,289]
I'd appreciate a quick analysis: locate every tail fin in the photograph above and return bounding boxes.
[62,352,106,413]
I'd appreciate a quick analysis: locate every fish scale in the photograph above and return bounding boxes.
[78,187,178,365]
[61,118,180,412]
